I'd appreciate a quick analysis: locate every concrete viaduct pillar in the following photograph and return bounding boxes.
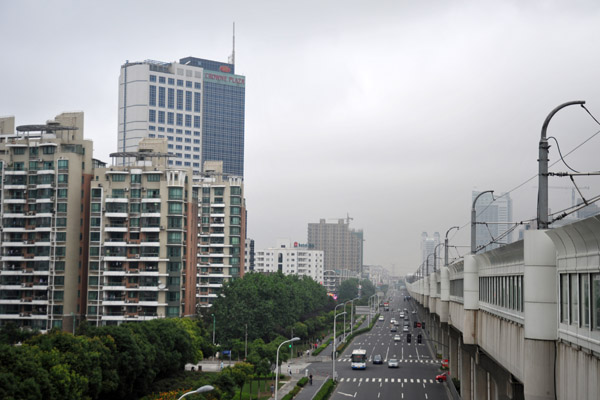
[523,230,557,400]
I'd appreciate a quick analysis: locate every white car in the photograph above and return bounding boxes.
[378,316,384,321]
[394,335,401,342]
[399,312,405,319]
[403,325,409,333]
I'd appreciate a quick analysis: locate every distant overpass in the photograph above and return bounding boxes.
[406,214,600,400]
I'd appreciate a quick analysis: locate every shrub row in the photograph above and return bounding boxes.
[280,376,309,400]
[313,379,336,400]
[335,314,379,354]
[312,337,332,356]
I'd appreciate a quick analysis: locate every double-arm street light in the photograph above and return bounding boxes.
[332,311,346,381]
[472,190,494,254]
[275,337,300,400]
[211,313,216,345]
[178,385,214,399]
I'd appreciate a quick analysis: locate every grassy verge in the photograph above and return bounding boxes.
[313,379,336,400]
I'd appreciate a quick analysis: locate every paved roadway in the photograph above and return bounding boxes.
[323,288,451,400]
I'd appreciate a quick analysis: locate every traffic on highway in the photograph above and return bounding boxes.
[328,288,451,400]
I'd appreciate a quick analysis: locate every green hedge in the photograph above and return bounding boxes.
[312,337,332,356]
[313,379,336,400]
[297,377,308,387]
[280,376,310,400]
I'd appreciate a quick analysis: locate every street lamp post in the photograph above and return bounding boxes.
[538,100,586,229]
[178,385,214,399]
[350,297,359,336]
[472,190,494,254]
[275,337,300,400]
[211,313,216,345]
[332,311,346,381]
[343,299,353,341]
[445,226,459,267]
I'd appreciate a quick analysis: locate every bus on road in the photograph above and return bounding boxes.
[351,349,368,369]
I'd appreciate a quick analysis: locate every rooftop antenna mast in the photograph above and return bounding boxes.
[228,22,236,65]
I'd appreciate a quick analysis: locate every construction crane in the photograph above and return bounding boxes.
[326,213,354,225]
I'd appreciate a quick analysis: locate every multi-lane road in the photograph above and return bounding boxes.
[327,289,451,400]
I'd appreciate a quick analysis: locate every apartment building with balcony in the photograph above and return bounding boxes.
[86,139,198,325]
[195,161,244,307]
[0,112,93,331]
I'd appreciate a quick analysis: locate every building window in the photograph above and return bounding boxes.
[147,174,161,182]
[593,274,600,330]
[570,274,579,325]
[194,92,201,112]
[185,115,191,127]
[57,160,69,169]
[58,174,68,183]
[582,273,590,328]
[158,111,165,124]
[177,89,183,110]
[159,76,165,84]
[194,82,201,89]
[149,109,156,123]
[194,116,200,128]
[158,86,165,107]
[168,78,174,85]
[176,113,183,126]
[149,85,156,106]
[112,174,125,182]
[185,91,192,111]
[149,75,156,82]
[168,88,174,109]
[177,79,183,87]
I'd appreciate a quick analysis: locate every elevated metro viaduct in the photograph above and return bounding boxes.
[407,214,600,400]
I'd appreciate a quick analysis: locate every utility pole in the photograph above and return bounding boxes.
[445,226,459,267]
[472,190,494,254]
[245,324,248,360]
[537,100,586,229]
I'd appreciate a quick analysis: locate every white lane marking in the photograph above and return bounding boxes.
[355,392,357,398]
[423,383,426,388]
[365,378,369,382]
[353,378,356,382]
[416,345,420,361]
[402,393,404,399]
[425,394,428,399]
[378,393,380,398]
[391,378,394,383]
[385,378,388,382]
[337,392,354,397]
[385,346,390,362]
[402,346,404,359]
[410,379,414,383]
[379,378,382,382]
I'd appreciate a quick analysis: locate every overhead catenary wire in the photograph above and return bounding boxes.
[416,106,600,273]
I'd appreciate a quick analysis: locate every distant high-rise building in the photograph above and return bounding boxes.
[307,219,363,275]
[118,57,246,177]
[472,191,513,253]
[0,112,93,331]
[244,238,255,272]
[421,232,440,268]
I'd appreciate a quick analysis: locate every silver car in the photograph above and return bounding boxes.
[387,358,399,368]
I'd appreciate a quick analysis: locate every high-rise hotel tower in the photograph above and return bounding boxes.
[118,57,246,177]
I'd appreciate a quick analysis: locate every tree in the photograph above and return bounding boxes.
[337,278,360,302]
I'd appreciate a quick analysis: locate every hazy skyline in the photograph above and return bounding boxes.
[2,0,600,276]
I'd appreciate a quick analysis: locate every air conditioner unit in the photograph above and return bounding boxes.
[124,188,129,192]
[160,226,165,230]
[141,187,146,191]
[50,197,54,201]
[98,183,102,187]
[135,254,140,259]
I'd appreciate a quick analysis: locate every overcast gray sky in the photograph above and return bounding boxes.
[2,0,600,276]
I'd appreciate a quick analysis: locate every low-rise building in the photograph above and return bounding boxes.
[255,239,324,283]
